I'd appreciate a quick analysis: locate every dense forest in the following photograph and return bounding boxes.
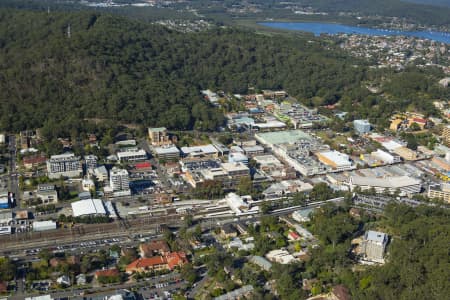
[0,9,447,139]
[306,203,450,299]
[0,9,366,137]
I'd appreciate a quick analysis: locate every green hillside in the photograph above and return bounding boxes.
[0,9,365,137]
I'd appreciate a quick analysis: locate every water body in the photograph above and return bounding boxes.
[259,22,450,44]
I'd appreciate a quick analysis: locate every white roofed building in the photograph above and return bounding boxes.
[109,167,130,195]
[71,199,107,217]
[349,175,421,196]
[181,144,218,158]
[116,148,147,162]
[263,180,313,199]
[371,149,401,164]
[315,150,355,172]
[225,193,251,215]
[153,145,180,161]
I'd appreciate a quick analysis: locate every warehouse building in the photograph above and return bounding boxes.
[71,199,107,217]
[349,175,421,195]
[315,150,355,172]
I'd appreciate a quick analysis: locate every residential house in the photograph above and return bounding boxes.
[23,155,47,170]
[76,274,86,285]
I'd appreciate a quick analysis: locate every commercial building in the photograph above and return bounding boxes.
[148,127,171,146]
[181,144,218,158]
[228,152,249,165]
[116,148,147,162]
[353,119,371,134]
[255,130,314,147]
[349,175,421,195]
[263,180,313,199]
[371,149,401,164]
[71,199,107,217]
[153,145,180,161]
[393,146,417,161]
[315,151,355,172]
[253,155,292,180]
[274,102,326,129]
[36,184,58,204]
[428,183,450,203]
[109,167,130,193]
[46,153,82,179]
[243,145,264,157]
[221,162,249,178]
[256,130,334,176]
[361,230,388,263]
[183,159,249,188]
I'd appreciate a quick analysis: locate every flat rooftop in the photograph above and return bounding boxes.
[256,130,312,145]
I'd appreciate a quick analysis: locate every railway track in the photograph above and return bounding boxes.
[0,214,183,253]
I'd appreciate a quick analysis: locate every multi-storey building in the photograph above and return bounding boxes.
[428,183,450,203]
[361,230,388,263]
[148,127,171,146]
[46,153,82,179]
[353,119,371,134]
[442,125,450,146]
[84,155,98,173]
[116,148,147,162]
[109,167,130,192]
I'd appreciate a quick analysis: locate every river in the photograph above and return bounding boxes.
[259,22,450,44]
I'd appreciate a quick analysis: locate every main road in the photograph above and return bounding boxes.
[8,134,20,209]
